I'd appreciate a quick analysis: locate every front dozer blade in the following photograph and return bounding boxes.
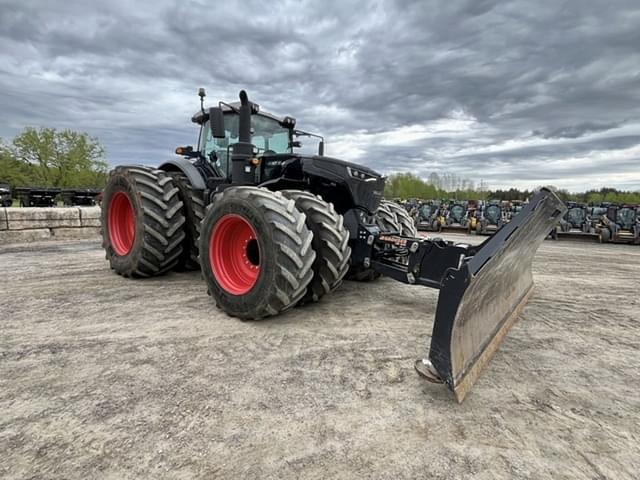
[416,188,566,402]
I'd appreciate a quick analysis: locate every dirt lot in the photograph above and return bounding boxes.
[1,234,639,479]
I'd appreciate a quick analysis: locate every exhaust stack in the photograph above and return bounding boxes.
[231,90,257,184]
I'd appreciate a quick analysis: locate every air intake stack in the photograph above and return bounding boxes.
[231,90,258,184]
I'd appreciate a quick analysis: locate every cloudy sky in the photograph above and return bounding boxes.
[1,0,639,191]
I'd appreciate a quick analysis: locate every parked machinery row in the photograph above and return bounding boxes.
[558,202,639,244]
[412,199,509,236]
[407,198,639,244]
[0,186,101,207]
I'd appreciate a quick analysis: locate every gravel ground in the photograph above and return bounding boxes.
[0,235,639,479]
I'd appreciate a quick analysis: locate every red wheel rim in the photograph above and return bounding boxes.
[209,214,261,295]
[108,192,135,256]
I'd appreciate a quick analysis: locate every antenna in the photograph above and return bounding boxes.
[197,88,207,151]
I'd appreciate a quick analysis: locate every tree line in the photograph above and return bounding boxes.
[384,173,640,204]
[0,127,108,188]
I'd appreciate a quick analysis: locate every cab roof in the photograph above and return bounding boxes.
[191,102,284,125]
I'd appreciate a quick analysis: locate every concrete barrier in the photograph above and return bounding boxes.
[0,206,102,245]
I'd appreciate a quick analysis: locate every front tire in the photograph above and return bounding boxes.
[199,187,315,320]
[281,190,351,304]
[375,202,400,232]
[101,166,186,277]
[382,200,418,237]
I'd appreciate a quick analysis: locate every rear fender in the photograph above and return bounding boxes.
[159,159,206,190]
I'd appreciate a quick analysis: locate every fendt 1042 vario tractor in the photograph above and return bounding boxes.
[100,89,565,402]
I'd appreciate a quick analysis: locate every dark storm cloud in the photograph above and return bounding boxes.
[0,0,639,190]
[533,122,624,139]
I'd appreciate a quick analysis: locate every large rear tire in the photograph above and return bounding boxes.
[199,187,315,320]
[168,173,205,271]
[101,166,186,277]
[281,190,351,304]
[382,200,418,237]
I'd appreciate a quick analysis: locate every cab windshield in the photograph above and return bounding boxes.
[617,207,636,229]
[567,207,586,226]
[419,205,432,219]
[450,205,465,222]
[485,205,501,224]
[201,113,291,177]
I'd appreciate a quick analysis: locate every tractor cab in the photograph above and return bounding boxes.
[566,203,587,228]
[476,200,503,235]
[188,89,325,184]
[448,203,466,224]
[559,202,589,233]
[438,201,470,232]
[484,203,502,225]
[192,103,298,178]
[417,200,441,232]
[614,205,637,230]
[419,203,433,220]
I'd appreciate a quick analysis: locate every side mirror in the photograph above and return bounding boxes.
[209,107,225,138]
[291,140,302,148]
[318,141,325,156]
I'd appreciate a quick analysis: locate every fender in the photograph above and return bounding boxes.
[158,158,206,190]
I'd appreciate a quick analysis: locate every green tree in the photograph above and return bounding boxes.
[0,142,34,186]
[384,172,445,199]
[9,127,107,187]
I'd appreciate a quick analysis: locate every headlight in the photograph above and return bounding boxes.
[347,166,377,182]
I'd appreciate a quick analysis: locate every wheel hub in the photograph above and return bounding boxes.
[209,214,261,295]
[108,192,135,256]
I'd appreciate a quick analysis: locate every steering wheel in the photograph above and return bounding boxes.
[262,150,277,156]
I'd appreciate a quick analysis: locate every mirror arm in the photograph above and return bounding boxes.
[294,129,324,143]
[218,101,240,114]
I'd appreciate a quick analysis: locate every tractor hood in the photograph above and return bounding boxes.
[303,154,385,213]
[260,152,385,213]
[309,154,380,177]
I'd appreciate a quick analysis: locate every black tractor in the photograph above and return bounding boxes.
[100,89,564,402]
